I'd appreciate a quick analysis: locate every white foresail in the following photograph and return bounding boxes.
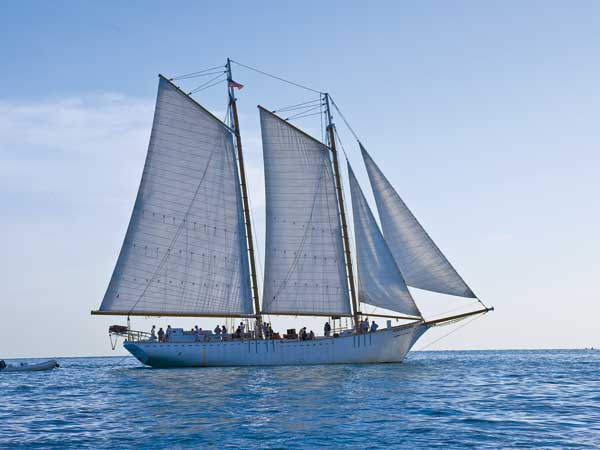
[348,163,421,317]
[361,145,476,298]
[99,76,253,315]
[260,107,351,316]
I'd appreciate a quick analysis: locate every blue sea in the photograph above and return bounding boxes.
[1,350,598,449]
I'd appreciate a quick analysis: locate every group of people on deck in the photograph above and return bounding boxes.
[148,318,379,343]
[299,327,315,341]
[213,324,228,336]
[360,318,379,334]
[150,324,229,342]
[148,322,259,342]
[150,325,171,342]
[233,321,246,338]
[261,322,274,339]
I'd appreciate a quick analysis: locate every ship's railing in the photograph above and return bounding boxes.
[108,325,151,343]
[125,330,152,342]
[110,322,416,346]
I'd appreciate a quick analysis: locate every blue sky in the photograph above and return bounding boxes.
[1,1,598,357]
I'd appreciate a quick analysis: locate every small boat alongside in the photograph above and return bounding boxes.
[0,360,60,373]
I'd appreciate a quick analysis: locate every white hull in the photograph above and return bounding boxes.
[124,323,428,368]
[1,360,59,373]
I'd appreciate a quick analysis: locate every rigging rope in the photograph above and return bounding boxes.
[190,78,227,94]
[329,96,362,144]
[272,98,322,113]
[170,65,227,81]
[286,109,322,121]
[230,59,323,94]
[173,62,363,149]
[333,127,350,159]
[426,301,485,321]
[173,70,227,81]
[415,312,485,352]
[189,73,227,94]
[476,296,490,309]
[223,103,231,126]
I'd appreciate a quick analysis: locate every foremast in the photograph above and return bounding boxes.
[323,94,360,332]
[226,58,263,338]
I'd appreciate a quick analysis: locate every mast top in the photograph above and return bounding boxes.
[323,93,334,130]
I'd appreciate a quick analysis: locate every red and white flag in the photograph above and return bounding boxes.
[228,79,244,90]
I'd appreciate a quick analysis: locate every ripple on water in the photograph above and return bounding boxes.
[0,351,599,449]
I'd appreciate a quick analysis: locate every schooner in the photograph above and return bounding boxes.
[92,59,493,367]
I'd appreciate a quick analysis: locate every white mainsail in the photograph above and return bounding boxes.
[361,145,476,298]
[348,163,421,317]
[98,76,253,315]
[259,107,351,316]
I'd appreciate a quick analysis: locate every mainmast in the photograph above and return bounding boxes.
[226,58,263,338]
[324,93,360,331]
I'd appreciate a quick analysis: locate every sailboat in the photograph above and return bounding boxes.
[92,59,493,367]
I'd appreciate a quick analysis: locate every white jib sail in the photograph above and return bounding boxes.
[98,76,253,315]
[361,145,476,298]
[348,163,421,317]
[259,107,351,316]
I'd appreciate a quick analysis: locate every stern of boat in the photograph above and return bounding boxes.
[123,341,151,366]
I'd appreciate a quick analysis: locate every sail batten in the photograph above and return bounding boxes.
[259,107,351,316]
[348,163,421,316]
[361,145,476,298]
[98,77,253,316]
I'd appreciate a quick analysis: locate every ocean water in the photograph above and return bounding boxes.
[1,350,598,449]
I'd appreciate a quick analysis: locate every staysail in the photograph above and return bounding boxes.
[98,76,253,315]
[259,107,351,316]
[361,145,476,298]
[348,163,421,317]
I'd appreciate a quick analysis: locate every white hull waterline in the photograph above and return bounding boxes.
[123,323,428,368]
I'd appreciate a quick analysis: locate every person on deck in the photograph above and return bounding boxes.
[324,321,331,337]
[158,327,165,343]
[262,322,268,338]
[267,323,273,339]
[239,322,245,334]
[166,325,172,342]
[309,330,315,340]
[214,325,221,336]
[361,319,369,334]
[370,321,379,333]
[150,325,157,341]
[221,325,227,335]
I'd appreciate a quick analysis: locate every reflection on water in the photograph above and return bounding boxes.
[1,350,599,448]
